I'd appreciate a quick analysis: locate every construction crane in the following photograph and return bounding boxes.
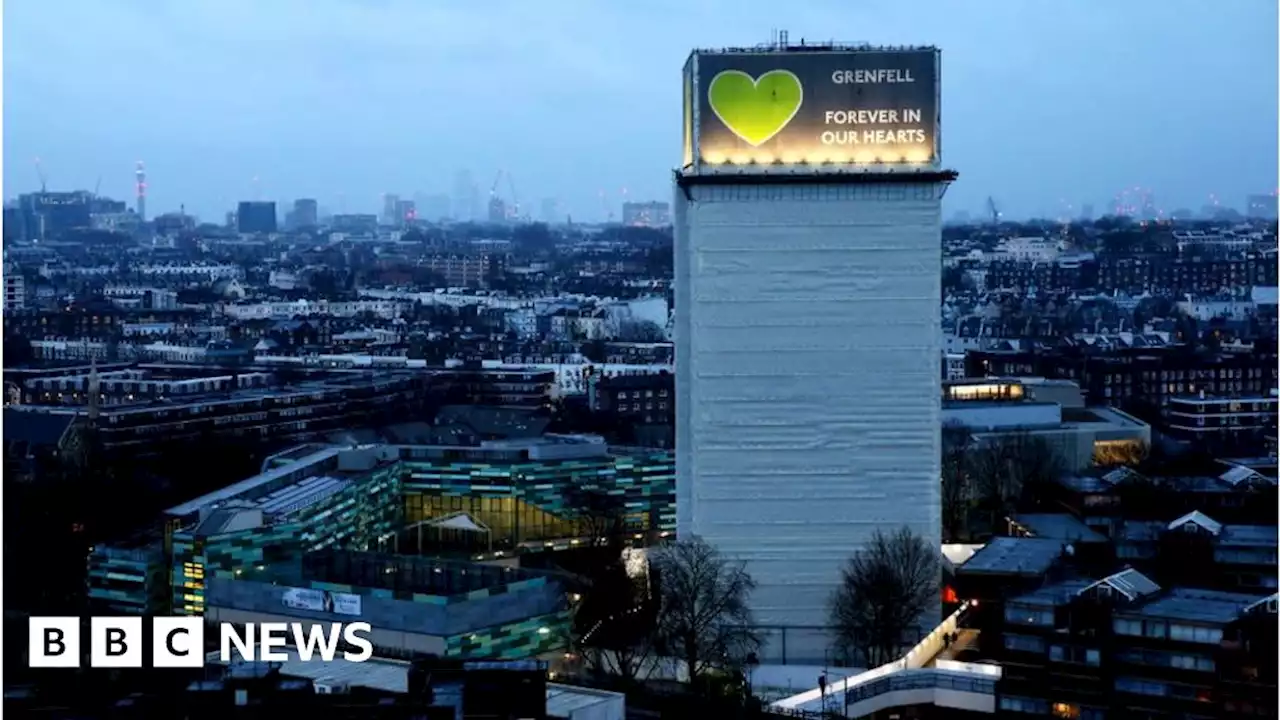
[986,196,1001,224]
[34,157,47,192]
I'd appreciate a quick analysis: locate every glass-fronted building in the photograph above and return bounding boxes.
[168,448,403,615]
[399,437,675,552]
[90,437,673,619]
[86,544,169,614]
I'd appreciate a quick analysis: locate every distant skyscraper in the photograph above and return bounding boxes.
[236,201,277,234]
[487,196,507,223]
[383,194,401,225]
[453,171,479,222]
[540,198,561,224]
[622,201,671,227]
[293,198,319,228]
[1080,203,1095,221]
[1246,194,1278,220]
[135,162,147,222]
[394,199,417,226]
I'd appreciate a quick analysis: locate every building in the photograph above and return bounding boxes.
[331,214,378,234]
[1115,510,1278,593]
[420,252,504,288]
[1245,193,1277,220]
[398,436,675,551]
[590,371,674,448]
[942,378,1151,470]
[674,43,951,661]
[8,653,623,719]
[4,265,25,310]
[621,201,671,227]
[91,438,674,614]
[394,199,417,226]
[1163,391,1278,456]
[383,193,401,225]
[488,196,508,223]
[165,445,404,614]
[13,191,94,241]
[988,569,1277,719]
[9,366,448,456]
[205,550,572,661]
[292,198,318,228]
[236,201,278,234]
[86,543,169,614]
[540,197,561,224]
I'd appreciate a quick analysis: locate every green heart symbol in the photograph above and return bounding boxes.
[708,69,804,147]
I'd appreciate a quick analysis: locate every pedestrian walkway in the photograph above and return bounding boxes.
[931,629,980,664]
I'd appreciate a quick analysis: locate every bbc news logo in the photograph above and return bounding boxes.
[29,617,374,668]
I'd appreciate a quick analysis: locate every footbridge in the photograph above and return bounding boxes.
[769,602,1001,718]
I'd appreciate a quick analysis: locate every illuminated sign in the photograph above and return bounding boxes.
[687,48,939,170]
[282,587,363,616]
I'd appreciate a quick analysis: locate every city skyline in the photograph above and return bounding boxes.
[4,0,1278,221]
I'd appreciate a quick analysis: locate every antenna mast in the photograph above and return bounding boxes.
[135,161,147,221]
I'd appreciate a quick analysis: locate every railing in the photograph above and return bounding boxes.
[770,602,1001,717]
[844,666,997,705]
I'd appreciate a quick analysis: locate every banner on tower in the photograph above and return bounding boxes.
[684,46,940,172]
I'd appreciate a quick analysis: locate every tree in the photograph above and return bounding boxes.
[651,537,760,685]
[829,527,938,668]
[967,431,1065,533]
[941,422,974,542]
[573,558,658,684]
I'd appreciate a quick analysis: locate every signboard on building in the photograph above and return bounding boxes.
[282,588,362,617]
[684,46,940,172]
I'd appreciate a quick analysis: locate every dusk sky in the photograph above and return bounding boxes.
[5,0,1277,222]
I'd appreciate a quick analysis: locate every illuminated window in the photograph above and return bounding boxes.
[1052,702,1080,719]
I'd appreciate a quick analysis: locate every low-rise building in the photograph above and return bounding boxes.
[205,550,572,661]
[942,378,1151,470]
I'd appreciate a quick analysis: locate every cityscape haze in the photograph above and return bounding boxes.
[2,2,1278,719]
[4,0,1277,221]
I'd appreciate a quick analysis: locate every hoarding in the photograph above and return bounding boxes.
[281,587,362,617]
[688,48,939,170]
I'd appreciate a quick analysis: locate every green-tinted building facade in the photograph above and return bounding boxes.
[93,439,673,617]
[86,545,169,615]
[400,444,675,551]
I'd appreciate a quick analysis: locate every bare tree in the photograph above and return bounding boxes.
[651,536,760,684]
[829,527,938,668]
[967,431,1065,533]
[574,559,657,683]
[941,422,974,542]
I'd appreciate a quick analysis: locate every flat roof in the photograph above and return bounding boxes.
[203,651,622,713]
[1008,580,1094,607]
[165,446,343,517]
[1130,588,1270,624]
[959,537,1065,576]
[1012,514,1107,543]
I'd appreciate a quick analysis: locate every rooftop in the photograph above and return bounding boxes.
[202,652,617,715]
[960,537,1067,577]
[1011,513,1107,544]
[1130,588,1272,624]
[165,446,345,518]
[1008,579,1095,607]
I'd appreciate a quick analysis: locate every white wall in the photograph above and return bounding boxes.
[676,180,943,663]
